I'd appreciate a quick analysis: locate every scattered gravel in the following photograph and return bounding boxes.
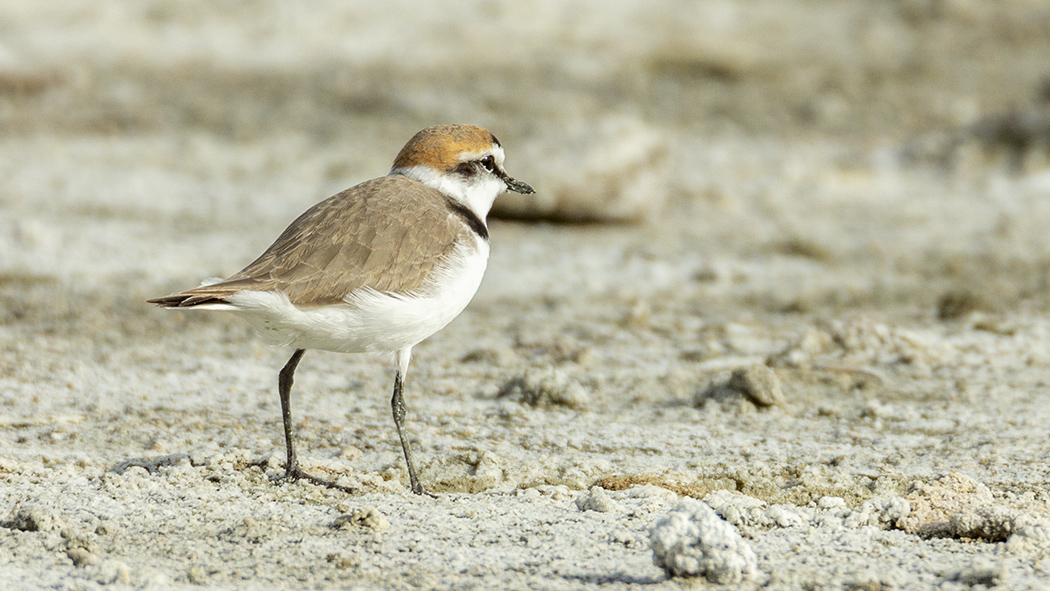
[2,1,1050,590]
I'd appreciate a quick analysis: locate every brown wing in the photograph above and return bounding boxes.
[148,176,471,308]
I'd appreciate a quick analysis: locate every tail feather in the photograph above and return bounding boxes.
[150,274,273,308]
[147,289,236,308]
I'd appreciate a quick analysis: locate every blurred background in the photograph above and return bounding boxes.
[4,1,1049,139]
[2,0,1050,323]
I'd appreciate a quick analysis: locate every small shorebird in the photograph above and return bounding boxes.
[149,125,534,495]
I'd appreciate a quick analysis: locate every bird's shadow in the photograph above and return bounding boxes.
[111,453,191,475]
[560,572,665,586]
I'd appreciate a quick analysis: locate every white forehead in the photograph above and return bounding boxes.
[456,143,505,165]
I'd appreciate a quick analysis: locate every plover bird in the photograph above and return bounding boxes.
[149,125,534,495]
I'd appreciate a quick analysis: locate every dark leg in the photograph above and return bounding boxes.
[276,349,355,493]
[278,349,306,476]
[391,370,431,496]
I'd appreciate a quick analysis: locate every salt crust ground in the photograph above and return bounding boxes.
[3,1,1050,589]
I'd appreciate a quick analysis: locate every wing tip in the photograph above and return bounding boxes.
[147,295,187,308]
[147,293,230,308]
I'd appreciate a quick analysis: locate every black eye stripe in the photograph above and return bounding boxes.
[454,161,476,176]
[454,156,497,177]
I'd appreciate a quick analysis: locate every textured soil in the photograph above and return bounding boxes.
[2,1,1050,589]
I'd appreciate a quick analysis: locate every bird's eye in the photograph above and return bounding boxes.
[479,155,496,172]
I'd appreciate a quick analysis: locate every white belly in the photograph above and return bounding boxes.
[220,239,489,354]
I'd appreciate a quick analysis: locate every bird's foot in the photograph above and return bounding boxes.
[408,478,438,498]
[276,465,357,494]
[412,484,438,499]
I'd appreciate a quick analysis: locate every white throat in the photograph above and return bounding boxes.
[390,147,507,221]
[390,165,504,220]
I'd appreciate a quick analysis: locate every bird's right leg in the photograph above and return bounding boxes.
[276,348,355,493]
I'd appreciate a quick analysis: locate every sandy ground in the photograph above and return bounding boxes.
[3,1,1050,589]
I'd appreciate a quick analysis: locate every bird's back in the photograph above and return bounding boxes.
[149,175,480,309]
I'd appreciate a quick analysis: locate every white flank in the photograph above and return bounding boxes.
[219,238,489,354]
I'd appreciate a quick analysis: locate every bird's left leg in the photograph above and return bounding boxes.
[391,347,433,496]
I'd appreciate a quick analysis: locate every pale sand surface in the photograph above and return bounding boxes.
[2,2,1050,589]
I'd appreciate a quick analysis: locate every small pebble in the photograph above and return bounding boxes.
[728,365,785,407]
[2,505,64,532]
[333,507,389,531]
[66,547,102,567]
[650,498,757,583]
[575,487,620,513]
[499,367,589,409]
